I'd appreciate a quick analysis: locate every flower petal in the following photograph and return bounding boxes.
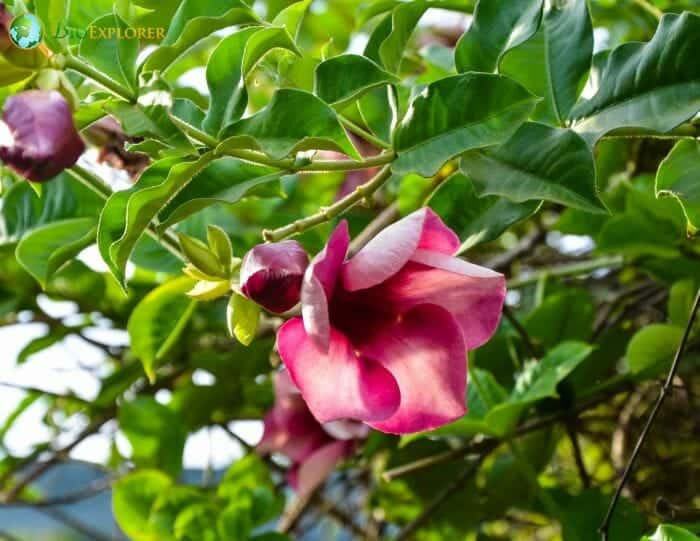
[277,317,400,424]
[379,250,506,349]
[257,371,331,463]
[301,221,349,349]
[293,440,352,497]
[358,304,467,434]
[0,90,84,182]
[341,208,459,291]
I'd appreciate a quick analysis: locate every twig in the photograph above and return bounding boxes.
[599,288,700,540]
[394,455,488,541]
[566,421,591,489]
[348,202,400,257]
[2,416,110,502]
[37,506,113,541]
[277,486,322,534]
[503,305,539,359]
[508,256,623,289]
[1,476,113,507]
[263,165,393,242]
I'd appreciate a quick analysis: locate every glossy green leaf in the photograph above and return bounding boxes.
[524,289,595,350]
[643,525,700,541]
[148,487,205,540]
[119,397,187,477]
[626,324,684,377]
[315,54,398,108]
[141,0,259,74]
[2,173,102,239]
[461,122,606,213]
[496,0,593,124]
[454,0,542,73]
[0,56,33,86]
[486,341,593,435]
[174,503,220,541]
[571,12,700,144]
[79,13,139,93]
[157,158,281,232]
[227,293,260,346]
[98,153,214,285]
[428,173,540,254]
[128,277,196,382]
[656,139,700,235]
[372,1,427,73]
[219,89,359,160]
[203,27,300,135]
[271,0,311,40]
[178,232,225,278]
[207,225,233,270]
[15,218,97,287]
[113,470,173,541]
[34,0,67,51]
[393,73,537,177]
[668,279,697,328]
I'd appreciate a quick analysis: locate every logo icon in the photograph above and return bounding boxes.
[9,13,43,49]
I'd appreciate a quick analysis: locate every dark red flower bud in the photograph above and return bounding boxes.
[240,241,309,313]
[0,90,85,182]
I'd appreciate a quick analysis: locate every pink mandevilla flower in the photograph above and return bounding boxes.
[257,370,368,496]
[0,90,85,182]
[276,208,506,435]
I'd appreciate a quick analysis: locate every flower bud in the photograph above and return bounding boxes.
[240,241,309,313]
[0,90,85,182]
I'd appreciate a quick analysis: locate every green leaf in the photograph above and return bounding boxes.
[558,489,644,541]
[174,503,220,541]
[669,279,697,328]
[148,487,205,540]
[2,173,102,239]
[461,122,606,214]
[626,324,684,377]
[428,172,540,253]
[315,54,398,109]
[15,218,97,287]
[644,525,700,541]
[141,0,259,74]
[0,56,33,86]
[454,0,542,73]
[219,89,359,160]
[227,293,260,346]
[392,73,537,177]
[203,26,300,136]
[119,397,187,477]
[128,277,197,382]
[368,1,427,73]
[113,470,173,541]
[178,232,225,278]
[217,502,253,540]
[571,12,700,145]
[524,289,595,350]
[79,13,139,93]
[17,329,71,364]
[656,139,700,235]
[207,226,234,270]
[540,0,593,123]
[486,341,593,435]
[157,158,281,232]
[97,153,215,285]
[35,0,67,51]
[271,0,311,40]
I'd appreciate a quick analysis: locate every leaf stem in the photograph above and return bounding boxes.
[169,114,396,171]
[62,55,137,102]
[599,287,700,540]
[67,165,184,261]
[262,165,393,241]
[630,0,663,20]
[508,256,623,289]
[338,114,391,150]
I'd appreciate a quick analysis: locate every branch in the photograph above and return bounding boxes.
[263,165,393,242]
[394,455,489,541]
[599,287,700,540]
[508,256,623,289]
